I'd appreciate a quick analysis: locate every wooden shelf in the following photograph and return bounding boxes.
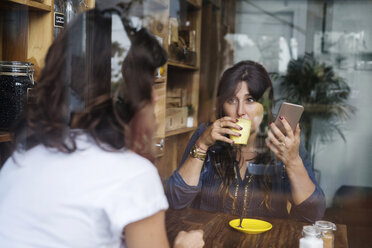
[168,60,199,70]
[0,132,12,143]
[165,126,196,137]
[155,77,166,83]
[3,0,52,12]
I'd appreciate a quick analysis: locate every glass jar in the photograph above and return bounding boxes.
[0,61,34,130]
[315,220,337,248]
[299,225,323,248]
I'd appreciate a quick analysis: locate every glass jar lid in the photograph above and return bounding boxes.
[302,225,321,237]
[314,220,337,231]
[0,61,34,74]
[0,61,35,85]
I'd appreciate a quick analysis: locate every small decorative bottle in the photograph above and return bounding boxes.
[299,225,323,248]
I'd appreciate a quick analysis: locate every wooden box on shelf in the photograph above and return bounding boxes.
[167,88,187,107]
[165,107,188,131]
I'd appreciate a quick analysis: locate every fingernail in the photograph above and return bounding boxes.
[279,116,283,120]
[239,133,241,136]
[240,127,243,130]
[236,119,239,122]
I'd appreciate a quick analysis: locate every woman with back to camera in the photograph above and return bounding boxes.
[0,6,204,248]
[166,60,326,222]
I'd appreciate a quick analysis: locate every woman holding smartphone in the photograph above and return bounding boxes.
[166,60,325,222]
[0,7,204,248]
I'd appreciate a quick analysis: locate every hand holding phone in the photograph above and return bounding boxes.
[274,102,304,135]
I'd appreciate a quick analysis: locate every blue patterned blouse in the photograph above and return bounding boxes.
[166,124,326,223]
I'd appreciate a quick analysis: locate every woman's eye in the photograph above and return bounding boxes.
[246,97,255,103]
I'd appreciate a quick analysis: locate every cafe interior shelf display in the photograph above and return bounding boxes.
[0,0,202,176]
[0,0,53,72]
[0,0,51,139]
[145,0,202,176]
[0,1,92,132]
[0,0,95,154]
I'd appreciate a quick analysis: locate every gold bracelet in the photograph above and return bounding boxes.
[189,144,207,161]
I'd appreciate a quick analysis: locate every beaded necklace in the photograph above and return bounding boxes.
[232,165,254,216]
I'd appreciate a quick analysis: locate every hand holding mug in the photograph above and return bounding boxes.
[229,118,251,145]
[196,117,242,150]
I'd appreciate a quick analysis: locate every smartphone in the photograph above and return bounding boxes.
[274,102,304,135]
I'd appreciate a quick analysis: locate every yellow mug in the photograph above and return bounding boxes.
[230,118,251,145]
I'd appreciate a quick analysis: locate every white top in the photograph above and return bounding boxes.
[0,135,168,248]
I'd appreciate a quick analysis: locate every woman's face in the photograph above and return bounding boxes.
[222,81,264,134]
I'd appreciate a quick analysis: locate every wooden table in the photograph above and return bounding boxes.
[166,208,348,248]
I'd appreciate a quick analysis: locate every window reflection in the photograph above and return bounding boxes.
[213,1,372,244]
[229,0,372,208]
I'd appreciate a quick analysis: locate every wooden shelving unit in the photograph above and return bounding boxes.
[0,0,54,79]
[155,77,167,83]
[2,0,52,11]
[165,126,196,137]
[145,0,202,179]
[0,0,200,178]
[0,0,95,150]
[0,0,54,148]
[168,60,199,70]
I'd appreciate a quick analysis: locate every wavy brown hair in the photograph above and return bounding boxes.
[10,8,167,162]
[210,60,276,211]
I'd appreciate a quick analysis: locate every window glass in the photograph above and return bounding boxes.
[227,0,372,208]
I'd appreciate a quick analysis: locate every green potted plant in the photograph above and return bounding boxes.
[278,53,355,165]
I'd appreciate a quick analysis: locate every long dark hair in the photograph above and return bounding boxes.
[9,8,167,162]
[211,60,275,211]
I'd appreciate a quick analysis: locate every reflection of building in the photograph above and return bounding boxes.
[234,1,307,73]
[278,36,290,73]
[314,31,369,70]
[111,15,132,84]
